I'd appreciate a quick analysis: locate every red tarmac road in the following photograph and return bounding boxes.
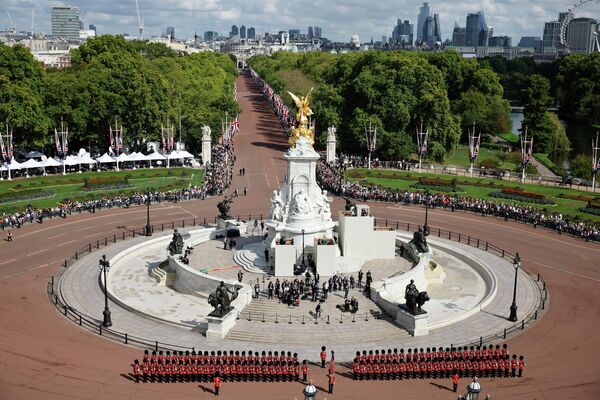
[0,74,599,399]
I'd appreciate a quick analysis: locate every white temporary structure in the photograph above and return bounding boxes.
[115,152,130,171]
[145,152,166,160]
[167,151,185,159]
[62,156,80,166]
[8,159,22,170]
[20,158,41,169]
[96,153,115,163]
[179,150,195,159]
[42,158,61,167]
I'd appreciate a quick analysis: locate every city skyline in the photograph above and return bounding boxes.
[2,0,600,42]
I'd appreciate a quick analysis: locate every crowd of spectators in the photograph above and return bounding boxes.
[317,160,600,242]
[1,145,233,231]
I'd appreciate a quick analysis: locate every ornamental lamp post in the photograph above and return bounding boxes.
[466,377,481,400]
[508,252,521,322]
[299,229,307,274]
[423,190,431,236]
[145,191,152,236]
[303,381,317,400]
[98,255,112,327]
[365,119,377,170]
[592,132,599,193]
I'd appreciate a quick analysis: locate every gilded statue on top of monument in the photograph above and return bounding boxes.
[288,88,315,148]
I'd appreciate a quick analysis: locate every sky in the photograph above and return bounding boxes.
[2,0,600,43]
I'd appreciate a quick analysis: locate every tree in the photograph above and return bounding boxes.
[570,153,592,180]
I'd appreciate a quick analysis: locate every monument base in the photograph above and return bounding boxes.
[216,217,242,230]
[206,311,238,339]
[396,305,429,336]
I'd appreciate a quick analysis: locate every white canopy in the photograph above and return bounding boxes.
[145,152,166,161]
[20,158,41,169]
[0,164,7,171]
[8,159,22,170]
[62,156,80,166]
[167,151,185,160]
[115,152,130,162]
[78,155,97,164]
[129,152,148,162]
[96,153,115,163]
[41,158,62,167]
[179,150,195,159]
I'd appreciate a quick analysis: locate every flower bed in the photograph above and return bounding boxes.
[0,188,54,204]
[80,176,132,191]
[410,177,464,192]
[490,188,555,205]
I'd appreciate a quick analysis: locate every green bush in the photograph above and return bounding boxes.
[478,157,501,169]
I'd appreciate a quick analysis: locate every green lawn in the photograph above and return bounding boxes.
[346,168,600,223]
[0,168,204,214]
[498,132,520,144]
[444,145,518,171]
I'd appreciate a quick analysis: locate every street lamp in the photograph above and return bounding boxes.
[303,381,317,400]
[298,229,307,274]
[508,252,521,322]
[98,255,112,327]
[466,377,481,400]
[423,190,431,236]
[145,191,152,237]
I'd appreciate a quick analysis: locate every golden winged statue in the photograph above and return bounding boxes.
[287,88,315,148]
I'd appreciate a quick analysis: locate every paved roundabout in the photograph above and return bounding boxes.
[1,74,599,399]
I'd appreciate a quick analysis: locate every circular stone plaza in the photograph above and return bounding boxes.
[1,74,599,400]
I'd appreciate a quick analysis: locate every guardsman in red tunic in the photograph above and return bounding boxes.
[294,362,300,382]
[418,360,426,379]
[269,363,276,382]
[478,360,486,378]
[157,361,164,383]
[373,362,381,380]
[302,360,309,382]
[452,373,459,392]
[487,346,494,360]
[143,350,150,365]
[445,359,453,379]
[328,374,335,394]
[132,359,141,383]
[352,362,358,380]
[280,364,287,382]
[142,361,150,383]
[491,358,498,378]
[164,360,172,383]
[213,373,221,396]
[459,360,466,378]
[432,360,440,379]
[518,356,525,377]
[404,361,412,380]
[485,359,493,378]
[502,344,509,360]
[320,346,327,368]
[426,360,433,379]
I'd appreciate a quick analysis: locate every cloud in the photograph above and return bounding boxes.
[3,0,600,42]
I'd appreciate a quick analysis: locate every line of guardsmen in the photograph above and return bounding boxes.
[131,350,309,384]
[351,345,526,380]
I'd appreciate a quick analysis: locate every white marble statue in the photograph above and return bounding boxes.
[269,190,284,221]
[292,189,311,215]
[327,126,336,140]
[315,189,333,221]
[201,125,211,140]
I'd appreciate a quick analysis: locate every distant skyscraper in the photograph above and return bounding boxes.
[433,13,442,44]
[89,24,97,35]
[314,26,322,38]
[416,2,430,42]
[567,17,598,53]
[204,31,218,41]
[165,26,175,39]
[452,23,466,46]
[288,29,300,40]
[240,25,246,39]
[466,11,490,47]
[308,26,314,39]
[518,36,540,47]
[230,25,239,37]
[51,6,80,38]
[489,36,512,47]
[423,16,434,45]
[392,19,414,46]
[382,35,387,44]
[247,27,256,39]
[543,20,562,53]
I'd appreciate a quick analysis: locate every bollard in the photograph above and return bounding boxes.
[339,314,343,323]
[458,234,461,242]
[448,231,451,239]
[352,313,356,323]
[122,232,125,240]
[503,328,506,339]
[385,219,388,227]
[365,312,369,321]
[534,311,538,320]
[477,239,480,248]
[88,243,91,252]
[327,315,330,324]
[75,251,78,260]
[396,221,399,229]
[406,222,410,231]
[502,249,505,258]
[133,230,136,238]
[182,220,185,228]
[314,315,318,324]
[96,240,99,249]
[485,242,489,251]
[172,222,175,229]
[467,236,470,245]
[537,273,540,281]
[124,333,128,344]
[79,315,82,326]
[105,237,107,246]
[193,218,196,225]
[114,234,116,243]
[203,218,206,225]
[302,315,305,324]
[155,341,158,352]
[162,223,164,231]
[64,305,67,316]
[262,313,265,323]
[248,313,252,321]
[289,315,292,324]
[479,337,482,347]
[438,228,441,237]
[99,325,102,335]
[521,320,525,330]
[275,314,278,323]
[64,260,67,268]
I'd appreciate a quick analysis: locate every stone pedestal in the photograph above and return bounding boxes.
[395,306,429,336]
[216,217,241,230]
[326,126,337,163]
[201,125,212,166]
[206,311,238,339]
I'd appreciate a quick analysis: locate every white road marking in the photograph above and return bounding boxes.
[27,249,48,257]
[525,259,600,283]
[0,258,16,266]
[74,226,95,232]
[56,240,75,247]
[47,233,65,239]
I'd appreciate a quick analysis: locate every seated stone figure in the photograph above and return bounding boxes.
[167,229,184,255]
